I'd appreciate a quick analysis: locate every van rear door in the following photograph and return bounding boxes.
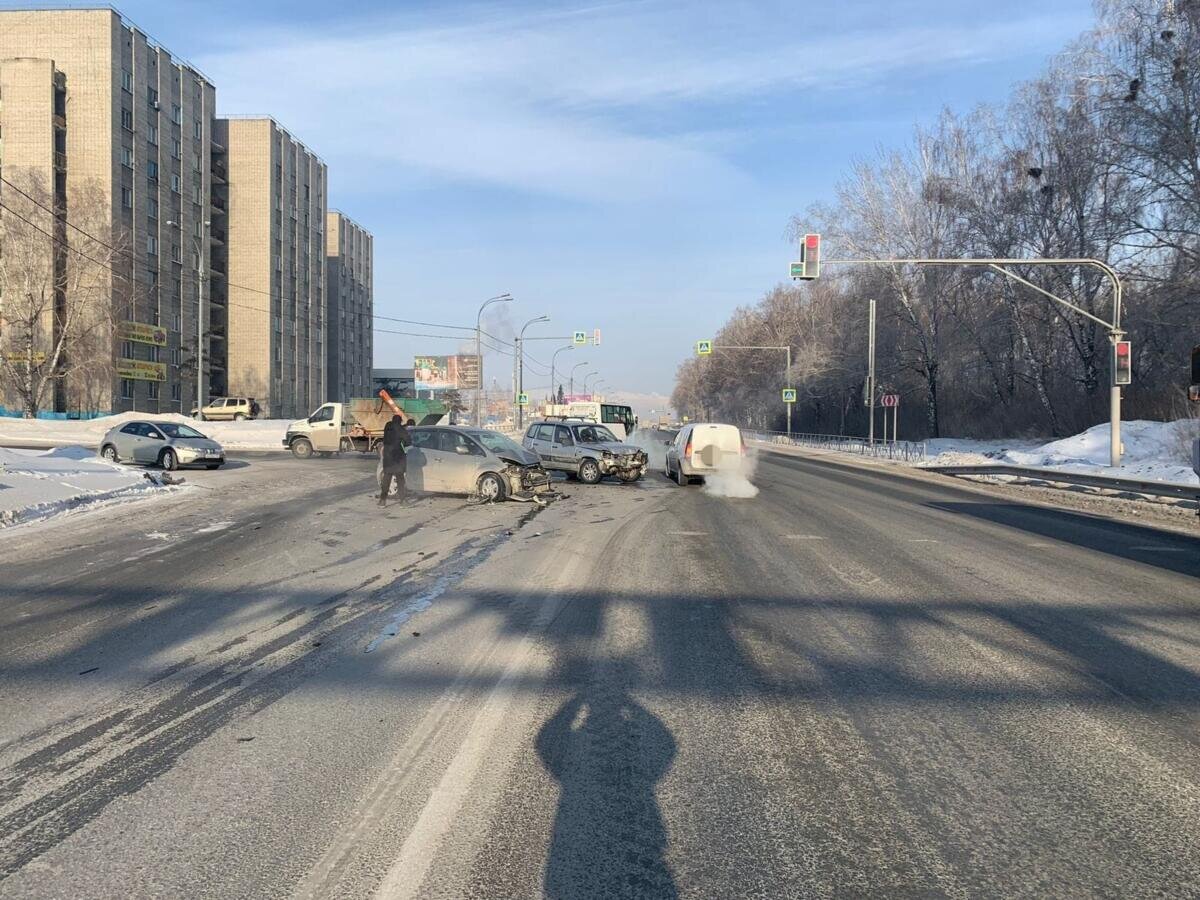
[688,424,741,471]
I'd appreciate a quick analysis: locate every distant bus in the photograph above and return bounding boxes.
[547,401,638,439]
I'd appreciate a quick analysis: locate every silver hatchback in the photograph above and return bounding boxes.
[99,420,226,470]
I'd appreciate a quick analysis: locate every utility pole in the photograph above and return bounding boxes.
[516,315,549,430]
[867,298,876,445]
[569,360,589,397]
[549,344,573,407]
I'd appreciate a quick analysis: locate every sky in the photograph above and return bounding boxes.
[8,0,1096,411]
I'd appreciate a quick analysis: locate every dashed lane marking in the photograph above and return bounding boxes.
[667,531,708,536]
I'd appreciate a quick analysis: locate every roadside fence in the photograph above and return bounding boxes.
[746,430,928,463]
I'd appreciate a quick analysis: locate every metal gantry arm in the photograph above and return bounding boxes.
[821,256,1125,466]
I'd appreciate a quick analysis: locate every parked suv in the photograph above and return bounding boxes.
[192,397,259,421]
[523,417,647,484]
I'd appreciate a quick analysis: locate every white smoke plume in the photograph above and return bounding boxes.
[701,448,759,498]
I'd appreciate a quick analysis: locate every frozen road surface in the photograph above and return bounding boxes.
[0,447,1198,897]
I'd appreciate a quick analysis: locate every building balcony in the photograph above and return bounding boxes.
[210,226,226,245]
[211,160,227,183]
[209,257,226,276]
[210,194,227,214]
[53,151,66,172]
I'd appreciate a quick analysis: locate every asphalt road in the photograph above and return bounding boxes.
[0,446,1198,898]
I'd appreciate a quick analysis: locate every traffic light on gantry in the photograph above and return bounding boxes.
[790,233,821,280]
[1114,340,1132,386]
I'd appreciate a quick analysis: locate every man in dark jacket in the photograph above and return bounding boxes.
[379,414,412,506]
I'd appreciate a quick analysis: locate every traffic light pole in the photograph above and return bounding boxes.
[867,299,876,446]
[823,256,1125,468]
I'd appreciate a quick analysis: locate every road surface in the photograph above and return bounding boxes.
[1,447,1198,897]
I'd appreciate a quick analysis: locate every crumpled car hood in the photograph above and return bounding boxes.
[581,441,641,454]
[497,450,540,466]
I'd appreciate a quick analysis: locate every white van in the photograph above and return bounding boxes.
[664,423,745,485]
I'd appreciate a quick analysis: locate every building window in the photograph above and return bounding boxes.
[121,107,134,132]
[171,312,181,332]
[122,70,133,93]
[192,185,202,204]
[170,346,181,365]
[146,236,158,256]
[147,160,159,181]
[171,244,182,263]
[171,138,181,160]
[121,340,135,359]
[193,119,202,140]
[121,379,135,399]
[148,197,158,219]
[148,380,160,400]
[148,123,158,145]
[171,382,181,402]
[148,86,158,107]
[121,187,133,208]
[121,146,134,169]
[170,173,181,193]
[172,103,182,125]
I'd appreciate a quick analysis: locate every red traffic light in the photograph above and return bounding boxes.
[1116,342,1130,357]
[805,234,819,250]
[1114,340,1132,386]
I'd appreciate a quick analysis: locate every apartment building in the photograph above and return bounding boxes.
[217,117,327,420]
[0,8,219,416]
[325,211,373,403]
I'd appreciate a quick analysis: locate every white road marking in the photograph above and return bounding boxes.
[783,534,826,540]
[1027,542,1056,548]
[668,531,708,536]
[907,539,939,543]
[1130,546,1188,553]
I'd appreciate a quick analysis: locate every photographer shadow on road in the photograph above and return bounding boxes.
[536,660,677,899]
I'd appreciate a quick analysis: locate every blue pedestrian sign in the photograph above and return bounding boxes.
[782,388,797,403]
[517,392,529,406]
[573,331,587,345]
[696,340,713,356]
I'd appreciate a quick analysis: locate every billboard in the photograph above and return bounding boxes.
[119,320,167,347]
[117,358,167,382]
[414,354,481,391]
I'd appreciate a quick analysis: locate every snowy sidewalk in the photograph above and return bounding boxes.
[0,412,290,452]
[0,446,175,527]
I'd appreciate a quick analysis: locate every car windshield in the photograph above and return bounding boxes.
[158,423,205,439]
[575,425,618,443]
[472,431,526,456]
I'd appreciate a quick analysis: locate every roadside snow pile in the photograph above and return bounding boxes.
[0,411,289,451]
[0,445,174,527]
[924,419,1198,485]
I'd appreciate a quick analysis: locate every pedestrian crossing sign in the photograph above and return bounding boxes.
[696,340,713,356]
[517,393,529,406]
[573,331,587,345]
[782,388,797,403]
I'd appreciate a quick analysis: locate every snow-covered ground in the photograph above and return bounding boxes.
[0,412,290,451]
[0,445,177,527]
[923,419,1199,486]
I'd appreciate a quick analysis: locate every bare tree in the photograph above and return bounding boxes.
[0,173,126,418]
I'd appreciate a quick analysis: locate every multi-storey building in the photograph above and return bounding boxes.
[0,8,219,416]
[218,116,327,420]
[325,211,373,403]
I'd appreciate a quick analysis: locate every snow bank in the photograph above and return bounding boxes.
[0,445,175,527]
[0,411,290,451]
[924,419,1199,485]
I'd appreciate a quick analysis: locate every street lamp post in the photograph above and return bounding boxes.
[475,293,512,427]
[583,371,600,395]
[516,315,550,429]
[167,219,209,414]
[549,344,573,405]
[569,360,589,397]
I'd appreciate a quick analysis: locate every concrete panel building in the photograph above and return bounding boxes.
[0,8,218,416]
[325,211,373,403]
[218,116,327,420]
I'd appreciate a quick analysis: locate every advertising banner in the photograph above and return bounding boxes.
[120,320,167,347]
[117,358,167,382]
[414,354,482,391]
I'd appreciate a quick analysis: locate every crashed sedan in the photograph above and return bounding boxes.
[379,426,556,502]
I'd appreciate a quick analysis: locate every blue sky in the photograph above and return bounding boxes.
[27,0,1097,407]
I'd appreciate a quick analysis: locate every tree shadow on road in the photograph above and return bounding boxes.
[536,659,677,900]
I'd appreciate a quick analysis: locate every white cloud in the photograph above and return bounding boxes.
[196,2,1086,204]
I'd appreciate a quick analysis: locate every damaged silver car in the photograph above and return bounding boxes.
[379,426,556,502]
[523,418,648,484]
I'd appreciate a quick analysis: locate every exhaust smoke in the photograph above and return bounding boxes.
[701,449,759,498]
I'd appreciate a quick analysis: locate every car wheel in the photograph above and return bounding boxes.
[339,437,354,453]
[578,458,602,484]
[291,437,314,460]
[198,414,206,421]
[234,413,246,421]
[675,463,688,486]
[100,444,119,463]
[477,472,507,503]
[160,448,178,471]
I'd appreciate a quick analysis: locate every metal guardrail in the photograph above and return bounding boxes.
[924,463,1200,505]
[748,431,928,462]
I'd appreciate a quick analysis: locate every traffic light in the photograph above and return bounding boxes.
[790,233,821,280]
[801,233,820,279]
[1113,340,1132,386]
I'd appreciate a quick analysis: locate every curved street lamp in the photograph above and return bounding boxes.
[549,344,573,403]
[583,370,601,393]
[475,293,512,426]
[517,315,550,428]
